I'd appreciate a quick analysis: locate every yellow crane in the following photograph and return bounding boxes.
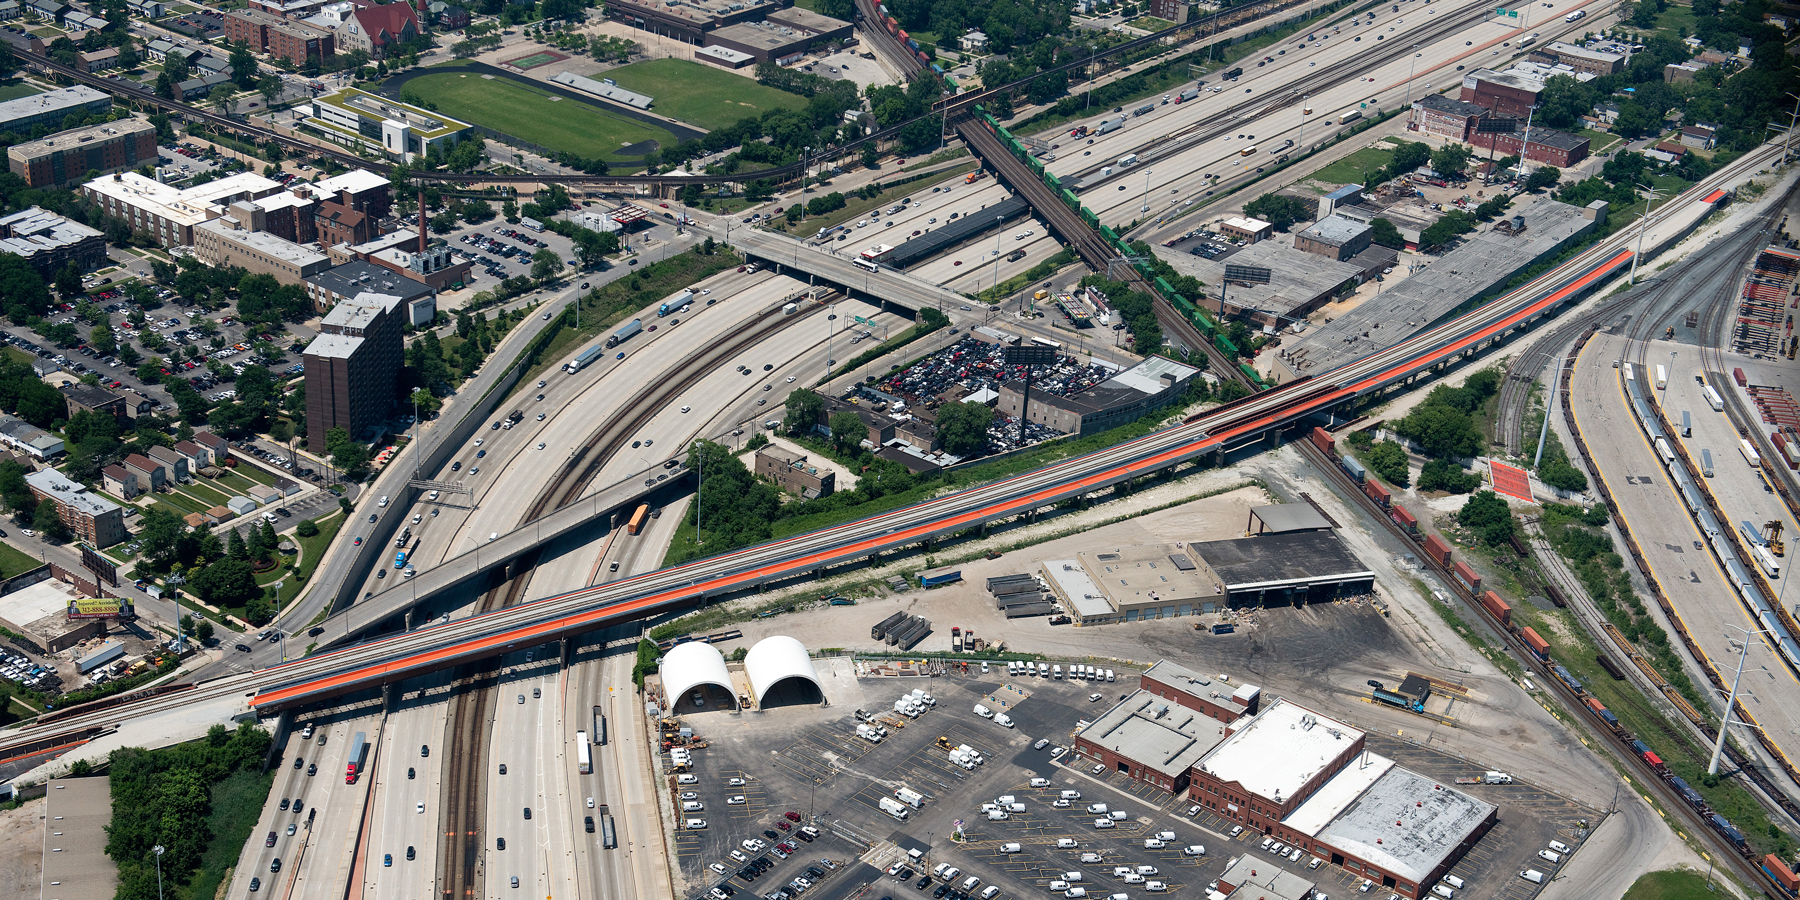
[1766,520,1785,557]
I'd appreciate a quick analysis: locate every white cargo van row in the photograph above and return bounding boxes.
[1008,661,1115,681]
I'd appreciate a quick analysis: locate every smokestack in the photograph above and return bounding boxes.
[417,188,427,254]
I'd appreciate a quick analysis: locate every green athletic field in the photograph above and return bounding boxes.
[402,73,676,162]
[600,58,807,132]
[0,82,43,103]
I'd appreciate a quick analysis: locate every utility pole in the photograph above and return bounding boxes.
[1627,183,1661,286]
[1709,626,1769,776]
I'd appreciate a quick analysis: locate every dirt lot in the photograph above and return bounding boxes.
[0,795,44,897]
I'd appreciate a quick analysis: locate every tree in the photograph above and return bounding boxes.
[936,401,993,455]
[230,42,258,87]
[0,254,49,325]
[1396,404,1483,458]
[531,248,564,283]
[784,390,824,435]
[227,528,249,560]
[117,36,139,70]
[1366,440,1410,486]
[862,143,879,169]
[34,498,69,540]
[258,74,282,107]
[210,81,237,117]
[1458,490,1517,546]
[1418,458,1479,493]
[191,556,260,609]
[1370,218,1405,250]
[295,519,319,538]
[1524,166,1562,192]
[827,410,866,453]
[1429,143,1471,177]
[1242,193,1310,232]
[0,40,15,79]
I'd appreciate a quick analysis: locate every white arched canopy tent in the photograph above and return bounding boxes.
[744,636,824,708]
[661,641,739,710]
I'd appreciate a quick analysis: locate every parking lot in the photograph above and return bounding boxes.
[660,648,1598,900]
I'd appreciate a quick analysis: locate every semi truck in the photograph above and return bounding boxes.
[394,549,409,569]
[564,345,605,373]
[609,318,644,348]
[1095,117,1124,135]
[658,290,694,317]
[345,731,369,783]
[1173,87,1200,103]
[599,804,617,848]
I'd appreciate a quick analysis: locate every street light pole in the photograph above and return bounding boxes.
[153,845,165,900]
[1140,168,1152,214]
[990,215,1004,299]
[1708,626,1770,776]
[1628,183,1661,286]
[1405,47,1422,109]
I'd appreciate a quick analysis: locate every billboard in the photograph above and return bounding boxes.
[80,543,118,587]
[67,597,133,620]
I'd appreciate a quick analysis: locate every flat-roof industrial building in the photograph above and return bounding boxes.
[1274,199,1600,382]
[1076,673,1497,899]
[1038,506,1374,624]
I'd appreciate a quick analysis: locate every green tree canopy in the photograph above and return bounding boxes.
[936,401,994,456]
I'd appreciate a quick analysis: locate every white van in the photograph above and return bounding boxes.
[1122,874,1144,885]
[1028,662,1039,676]
[1105,669,1115,682]
[1094,818,1115,829]
[1060,790,1082,800]
[981,888,1001,900]
[986,809,1010,821]
[1064,890,1088,899]
[974,704,995,718]
[1144,883,1166,893]
[1053,665,1063,678]
[1030,778,1051,788]
[1009,662,1020,675]
[1442,875,1465,890]
[995,714,1015,728]
[1062,873,1083,883]
[1518,870,1545,884]
[677,774,698,785]
[1049,881,1070,892]
[1001,843,1022,854]
[682,801,703,812]
[1547,841,1571,854]
[1087,803,1109,814]
[1056,838,1079,849]
[963,877,982,891]
[1537,850,1560,864]
[1431,886,1454,899]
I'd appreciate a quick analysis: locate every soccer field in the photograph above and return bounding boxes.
[602,59,807,132]
[402,73,677,163]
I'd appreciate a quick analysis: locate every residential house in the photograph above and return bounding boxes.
[58,382,127,424]
[146,444,189,482]
[0,2,21,20]
[1680,125,1716,150]
[334,1,418,58]
[194,431,230,461]
[101,463,139,499]
[0,414,63,459]
[175,439,211,469]
[273,476,302,497]
[76,46,118,72]
[123,452,166,492]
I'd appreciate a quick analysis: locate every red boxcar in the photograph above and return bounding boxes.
[1520,626,1550,660]
[1310,426,1335,455]
[1735,367,1748,387]
[1480,590,1511,625]
[1363,478,1391,508]
[1453,560,1481,593]
[1390,504,1417,534]
[1761,854,1798,895]
[1423,535,1452,566]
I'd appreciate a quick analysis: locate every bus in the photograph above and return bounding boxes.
[1030,336,1062,350]
[1337,111,1363,125]
[594,707,608,745]
[576,732,591,774]
[852,258,880,273]
[626,503,650,535]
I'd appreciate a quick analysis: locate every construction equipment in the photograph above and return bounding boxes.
[1767,520,1786,557]
[934,736,954,752]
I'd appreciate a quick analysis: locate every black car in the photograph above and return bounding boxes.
[585,816,595,833]
[932,886,950,899]
[806,867,825,879]
[293,757,303,769]
[794,831,813,843]
[497,837,506,850]
[306,764,316,776]
[764,830,780,841]
[915,876,932,890]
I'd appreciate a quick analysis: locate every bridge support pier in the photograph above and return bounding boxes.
[1116,480,1132,496]
[382,682,395,711]
[978,522,989,537]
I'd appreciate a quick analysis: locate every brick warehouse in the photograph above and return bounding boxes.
[1074,663,1498,899]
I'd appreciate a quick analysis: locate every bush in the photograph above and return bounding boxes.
[1366,441,1409,486]
[295,519,319,538]
[1418,458,1480,493]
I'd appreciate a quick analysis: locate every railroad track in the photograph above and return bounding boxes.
[1496,216,1772,456]
[1294,432,1785,896]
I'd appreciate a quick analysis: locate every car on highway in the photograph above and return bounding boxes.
[384,854,392,867]
[498,838,507,850]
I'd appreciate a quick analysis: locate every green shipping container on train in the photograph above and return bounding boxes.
[1080,208,1099,227]
[1100,226,1119,243]
[1046,174,1061,191]
[1062,189,1080,209]
[1239,364,1262,386]
[1216,334,1238,356]
[1028,158,1045,175]
[1155,276,1175,296]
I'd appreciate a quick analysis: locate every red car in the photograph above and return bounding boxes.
[783,811,802,822]
[776,821,791,831]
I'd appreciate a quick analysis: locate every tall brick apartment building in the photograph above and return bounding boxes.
[303,290,403,450]
[6,119,158,189]
[225,8,334,64]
